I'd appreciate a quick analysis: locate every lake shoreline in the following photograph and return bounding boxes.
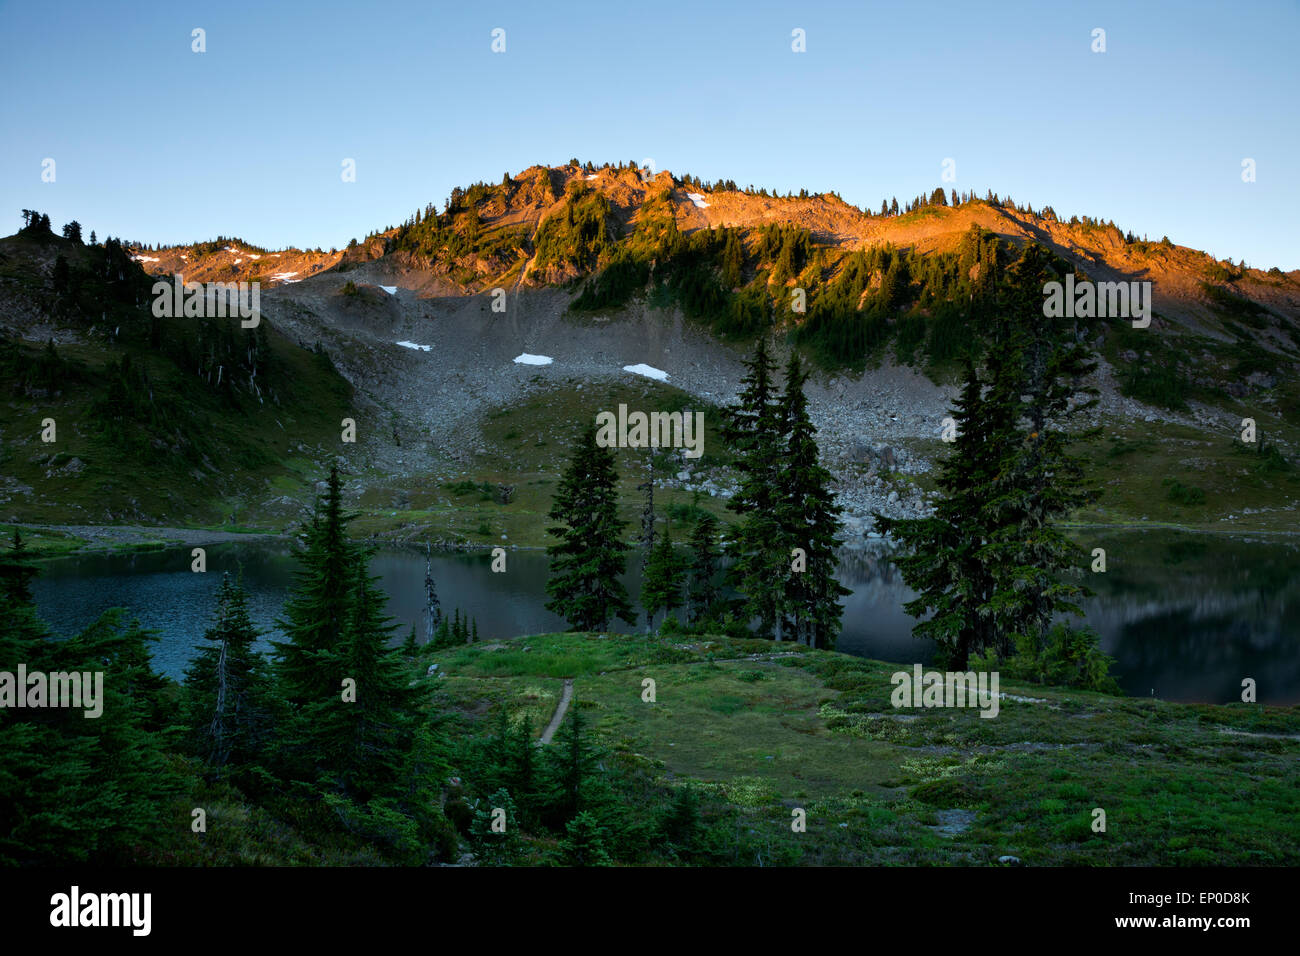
[13,517,1300,561]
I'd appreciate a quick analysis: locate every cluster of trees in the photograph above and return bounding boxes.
[0,467,741,866]
[532,186,617,272]
[568,210,1034,370]
[793,226,1006,368]
[181,466,455,859]
[722,340,848,647]
[876,243,1118,689]
[0,530,185,864]
[544,340,846,648]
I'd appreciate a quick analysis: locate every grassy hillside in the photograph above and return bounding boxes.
[0,226,356,526]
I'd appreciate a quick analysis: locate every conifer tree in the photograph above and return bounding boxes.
[875,245,1102,668]
[874,358,1010,668]
[469,787,520,865]
[774,353,849,647]
[561,811,613,866]
[273,466,355,707]
[641,522,685,630]
[684,512,722,625]
[637,453,656,633]
[724,336,786,638]
[545,422,635,631]
[304,553,422,799]
[183,571,276,776]
[543,704,610,826]
[981,244,1101,656]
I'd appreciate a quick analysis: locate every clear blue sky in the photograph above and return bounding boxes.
[2,0,1296,268]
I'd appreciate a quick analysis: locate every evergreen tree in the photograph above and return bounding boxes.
[980,244,1101,656]
[273,466,355,707]
[874,358,1009,668]
[469,787,520,866]
[640,522,685,630]
[561,811,612,866]
[774,353,849,647]
[271,467,430,804]
[637,453,656,633]
[684,512,722,625]
[545,423,635,631]
[724,336,786,638]
[722,229,744,287]
[660,783,702,857]
[543,703,610,826]
[182,572,276,777]
[0,529,37,604]
[304,553,422,799]
[875,246,1102,668]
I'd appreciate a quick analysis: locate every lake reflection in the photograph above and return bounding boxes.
[29,530,1300,704]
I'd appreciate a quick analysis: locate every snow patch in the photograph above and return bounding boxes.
[270,272,298,282]
[585,174,598,180]
[379,285,397,295]
[623,363,669,381]
[131,255,160,263]
[686,193,710,209]
[249,254,261,260]
[513,353,553,366]
[397,340,432,352]
[234,258,242,265]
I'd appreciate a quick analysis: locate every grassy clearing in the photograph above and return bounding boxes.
[429,632,1300,865]
[0,523,87,556]
[1069,416,1300,533]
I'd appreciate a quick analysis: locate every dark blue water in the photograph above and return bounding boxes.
[29,531,1300,704]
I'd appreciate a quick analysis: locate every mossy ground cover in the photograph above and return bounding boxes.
[428,632,1300,865]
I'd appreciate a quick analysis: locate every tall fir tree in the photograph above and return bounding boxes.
[303,550,423,800]
[684,511,722,625]
[542,703,611,828]
[774,353,849,648]
[874,357,1011,668]
[724,335,786,638]
[981,244,1101,657]
[182,571,276,777]
[876,244,1102,668]
[273,465,355,707]
[637,453,656,633]
[545,422,635,631]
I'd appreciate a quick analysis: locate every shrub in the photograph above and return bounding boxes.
[999,624,1121,693]
[1163,478,1205,506]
